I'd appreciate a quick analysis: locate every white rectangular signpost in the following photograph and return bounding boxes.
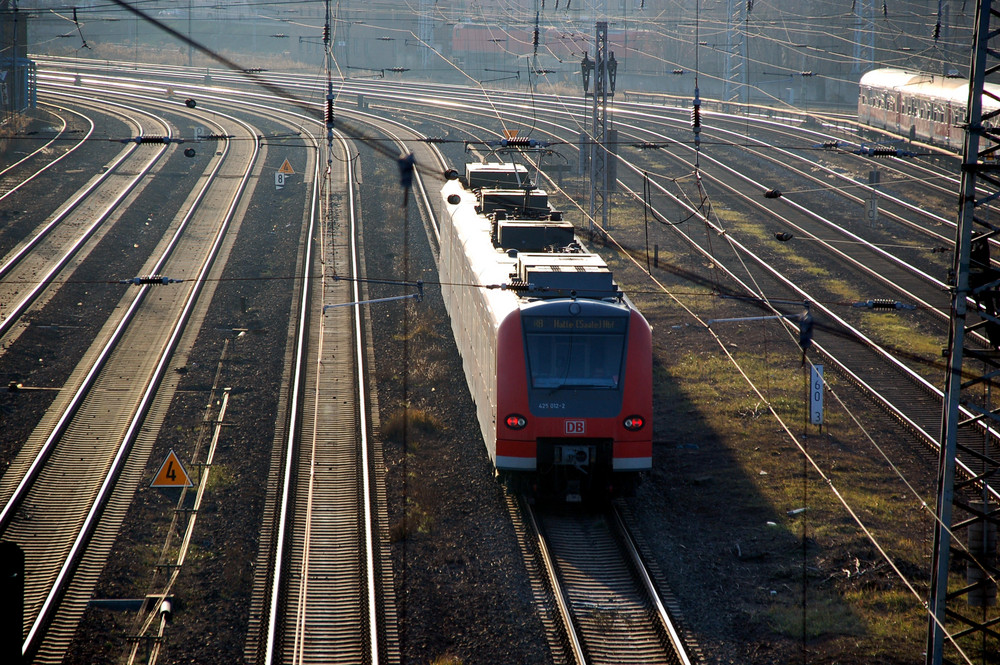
[810,364,824,426]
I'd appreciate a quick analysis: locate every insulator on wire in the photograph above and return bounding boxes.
[500,137,540,147]
[852,298,916,310]
[325,96,334,126]
[691,88,702,149]
[119,275,181,285]
[856,146,911,158]
[125,136,180,145]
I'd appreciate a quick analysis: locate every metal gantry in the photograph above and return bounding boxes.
[851,0,875,75]
[723,0,746,105]
[581,21,616,235]
[928,1,1000,663]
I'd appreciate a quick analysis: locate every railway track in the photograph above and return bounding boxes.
[511,493,694,665]
[0,104,91,203]
[18,58,996,662]
[0,97,259,661]
[0,96,172,341]
[250,127,394,664]
[354,84,1000,500]
[2,72,407,664]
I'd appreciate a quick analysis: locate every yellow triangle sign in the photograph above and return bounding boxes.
[150,449,194,487]
[278,158,295,175]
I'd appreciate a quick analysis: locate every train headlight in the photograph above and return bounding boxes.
[623,415,646,431]
[504,414,527,430]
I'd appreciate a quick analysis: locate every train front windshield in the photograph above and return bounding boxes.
[523,317,627,390]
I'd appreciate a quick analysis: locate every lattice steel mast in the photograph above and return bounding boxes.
[852,0,875,74]
[927,1,1000,663]
[723,0,746,104]
[581,21,616,235]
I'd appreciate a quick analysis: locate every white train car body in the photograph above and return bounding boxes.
[858,68,1000,148]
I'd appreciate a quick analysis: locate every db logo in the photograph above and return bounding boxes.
[565,420,586,434]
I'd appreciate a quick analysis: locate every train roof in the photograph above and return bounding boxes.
[859,68,1000,108]
[442,179,620,304]
[466,162,530,190]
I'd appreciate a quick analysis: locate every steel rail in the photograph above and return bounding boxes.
[0,95,146,283]
[0,106,155,336]
[523,502,587,665]
[612,161,1000,505]
[24,109,258,657]
[169,80,384,665]
[0,103,89,202]
[305,78,1000,492]
[262,116,322,665]
[0,98,260,656]
[611,506,693,665]
[344,125,381,665]
[528,504,687,664]
[0,96,234,527]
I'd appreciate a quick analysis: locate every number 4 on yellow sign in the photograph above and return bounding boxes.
[150,449,194,487]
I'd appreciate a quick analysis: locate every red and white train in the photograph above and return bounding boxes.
[858,67,1000,149]
[439,161,652,502]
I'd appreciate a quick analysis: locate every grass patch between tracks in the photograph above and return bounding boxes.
[657,326,932,661]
